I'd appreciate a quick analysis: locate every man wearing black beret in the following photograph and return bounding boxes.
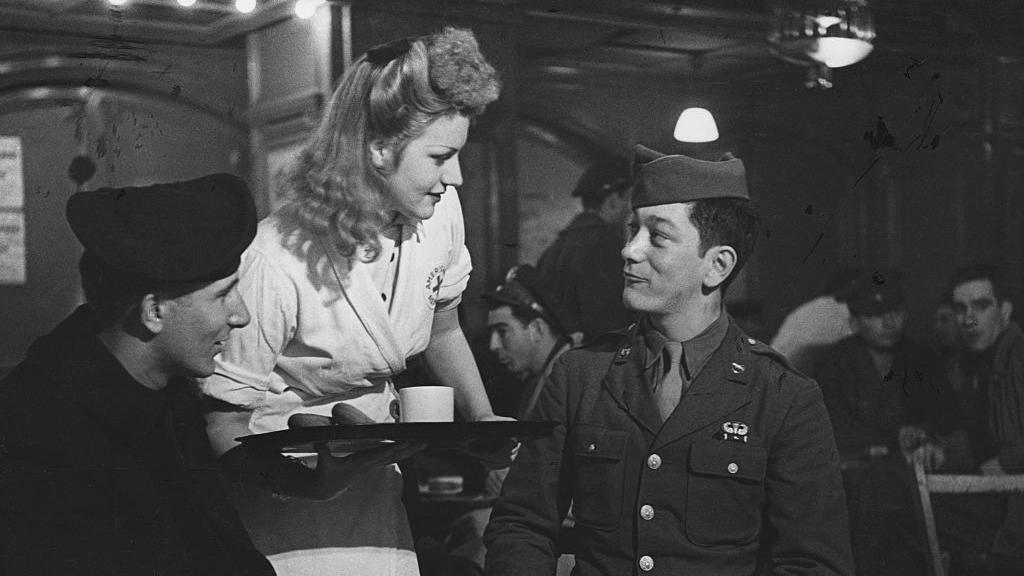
[0,174,275,575]
[486,145,854,575]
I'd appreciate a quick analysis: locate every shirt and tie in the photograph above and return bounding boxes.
[643,311,730,421]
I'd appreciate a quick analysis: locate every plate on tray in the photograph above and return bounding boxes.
[237,420,556,453]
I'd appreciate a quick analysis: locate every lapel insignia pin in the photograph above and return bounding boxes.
[731,362,746,374]
[615,345,632,363]
[720,421,749,443]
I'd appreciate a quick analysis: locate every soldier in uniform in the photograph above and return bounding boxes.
[484,264,578,420]
[484,145,854,576]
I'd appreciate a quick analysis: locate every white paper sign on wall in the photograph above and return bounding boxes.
[0,136,24,209]
[0,211,26,285]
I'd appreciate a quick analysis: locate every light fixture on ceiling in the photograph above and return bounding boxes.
[107,0,128,6]
[768,0,876,87]
[176,0,197,7]
[295,0,326,19]
[673,108,719,143]
[235,0,256,14]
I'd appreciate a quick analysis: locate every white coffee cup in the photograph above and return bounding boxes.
[398,386,454,423]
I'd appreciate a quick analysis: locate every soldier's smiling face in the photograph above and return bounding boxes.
[620,203,712,316]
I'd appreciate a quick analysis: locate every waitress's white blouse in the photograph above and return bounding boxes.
[202,189,471,576]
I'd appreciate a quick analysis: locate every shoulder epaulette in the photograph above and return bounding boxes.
[582,323,635,350]
[740,334,808,377]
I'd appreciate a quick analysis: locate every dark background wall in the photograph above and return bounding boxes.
[1,0,1022,366]
[0,31,247,370]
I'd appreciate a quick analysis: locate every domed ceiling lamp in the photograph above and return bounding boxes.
[674,108,719,143]
[767,0,876,89]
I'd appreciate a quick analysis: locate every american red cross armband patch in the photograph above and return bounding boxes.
[425,264,446,308]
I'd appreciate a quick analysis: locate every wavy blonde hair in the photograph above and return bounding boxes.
[280,26,500,262]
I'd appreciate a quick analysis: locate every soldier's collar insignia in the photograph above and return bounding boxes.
[615,345,632,364]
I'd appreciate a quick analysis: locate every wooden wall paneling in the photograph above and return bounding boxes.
[993,50,1024,311]
[245,7,333,215]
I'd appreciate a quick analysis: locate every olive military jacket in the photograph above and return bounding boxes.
[485,317,853,576]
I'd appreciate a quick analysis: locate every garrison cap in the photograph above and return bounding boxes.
[67,173,257,285]
[847,270,905,317]
[631,144,749,208]
[484,264,573,335]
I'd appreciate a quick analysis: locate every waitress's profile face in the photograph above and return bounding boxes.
[379,113,469,220]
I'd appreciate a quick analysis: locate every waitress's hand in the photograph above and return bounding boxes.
[465,413,519,469]
[312,442,426,500]
[288,411,425,500]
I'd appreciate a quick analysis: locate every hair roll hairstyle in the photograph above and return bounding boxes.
[281,26,500,261]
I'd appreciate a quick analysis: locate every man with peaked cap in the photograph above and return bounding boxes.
[0,174,276,575]
[536,157,636,344]
[485,145,854,575]
[443,265,580,576]
[483,264,578,419]
[815,270,959,464]
[812,270,961,575]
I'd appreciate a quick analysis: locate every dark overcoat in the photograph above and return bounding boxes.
[0,306,274,576]
[485,317,854,576]
[536,212,635,341]
[815,335,960,457]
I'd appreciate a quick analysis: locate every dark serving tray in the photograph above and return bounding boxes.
[237,420,556,453]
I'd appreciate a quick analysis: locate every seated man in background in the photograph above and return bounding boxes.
[939,263,1024,564]
[446,264,578,576]
[816,270,960,575]
[815,270,959,465]
[484,264,578,420]
[0,174,275,575]
[852,263,1024,575]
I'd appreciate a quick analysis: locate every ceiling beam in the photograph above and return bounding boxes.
[53,0,93,14]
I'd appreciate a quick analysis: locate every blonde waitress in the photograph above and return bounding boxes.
[202,27,504,576]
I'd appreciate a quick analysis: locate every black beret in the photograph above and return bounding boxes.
[848,270,905,317]
[484,264,573,335]
[631,144,748,208]
[67,173,257,285]
[571,157,632,199]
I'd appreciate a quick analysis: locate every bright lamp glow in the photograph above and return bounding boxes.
[295,0,323,19]
[177,0,197,7]
[808,37,874,68]
[814,15,843,30]
[769,0,876,77]
[107,0,128,6]
[235,0,256,14]
[673,108,719,143]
